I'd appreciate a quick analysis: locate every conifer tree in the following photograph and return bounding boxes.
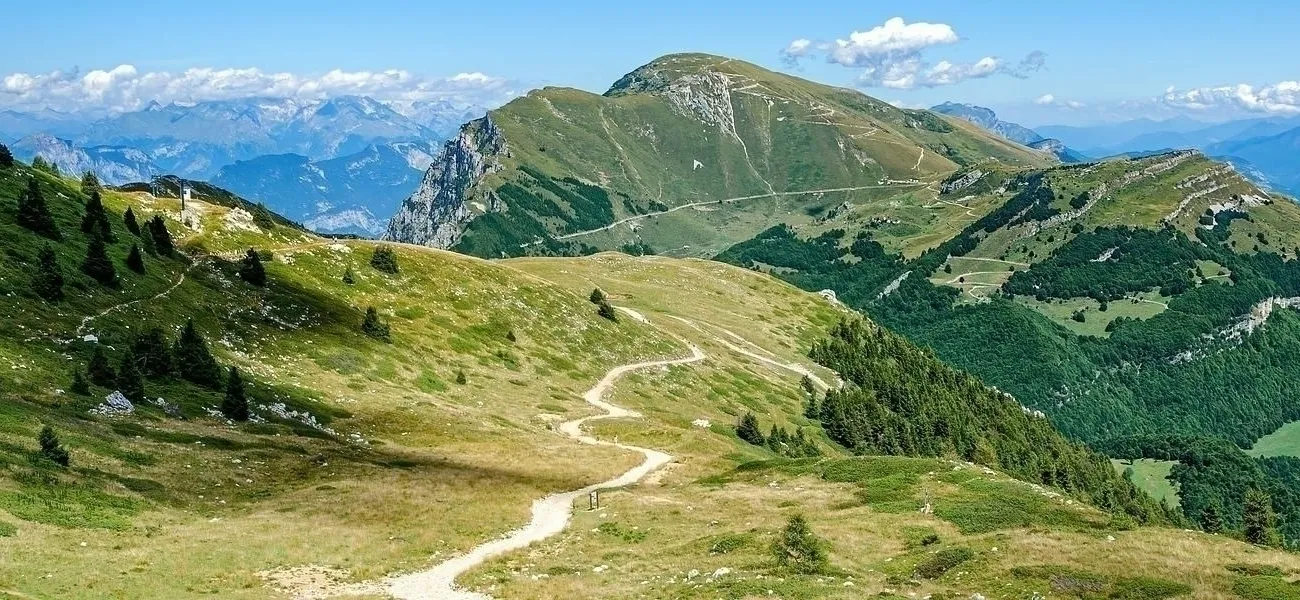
[126,243,145,273]
[38,425,70,466]
[80,190,114,242]
[116,348,145,402]
[123,206,141,236]
[130,327,173,378]
[81,171,102,194]
[32,245,65,302]
[70,369,90,395]
[597,299,618,321]
[1243,488,1281,546]
[222,366,249,421]
[589,288,605,304]
[0,143,12,168]
[455,369,468,385]
[361,306,391,342]
[736,412,765,446]
[87,346,116,387]
[81,234,119,286]
[369,246,399,274]
[173,319,222,388]
[17,178,61,239]
[238,248,266,286]
[147,215,175,256]
[140,226,157,255]
[31,156,50,173]
[1200,503,1223,534]
[771,515,828,574]
[803,393,819,420]
[342,266,356,285]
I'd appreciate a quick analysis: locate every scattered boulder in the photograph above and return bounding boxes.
[89,391,134,416]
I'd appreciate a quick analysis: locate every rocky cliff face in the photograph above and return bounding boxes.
[383,116,508,247]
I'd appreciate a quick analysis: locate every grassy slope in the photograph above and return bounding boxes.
[3,163,1296,599]
[485,257,1295,600]
[0,164,693,598]
[453,53,1052,258]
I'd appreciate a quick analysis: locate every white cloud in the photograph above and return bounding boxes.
[0,65,517,114]
[1161,81,1300,114]
[782,17,1045,89]
[1033,93,1085,109]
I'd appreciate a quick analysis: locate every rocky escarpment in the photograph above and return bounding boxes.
[383,116,508,248]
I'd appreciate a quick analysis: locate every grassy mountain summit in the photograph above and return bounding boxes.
[384,53,1052,258]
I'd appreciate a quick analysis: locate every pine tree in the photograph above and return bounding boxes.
[32,245,65,302]
[31,155,51,173]
[116,349,145,402]
[38,426,70,467]
[80,171,102,194]
[70,369,90,395]
[222,367,250,421]
[342,266,356,285]
[771,514,828,574]
[140,226,157,255]
[369,246,399,274]
[16,178,61,239]
[589,288,606,304]
[803,393,819,420]
[506,330,517,343]
[0,143,13,168]
[80,190,114,242]
[455,369,468,385]
[126,243,145,273]
[87,346,116,387]
[173,319,222,388]
[736,412,765,446]
[147,215,174,256]
[123,207,141,236]
[597,299,618,322]
[238,248,266,286]
[1200,503,1223,534]
[81,234,119,286]
[130,327,173,378]
[1243,488,1281,546]
[361,307,391,342]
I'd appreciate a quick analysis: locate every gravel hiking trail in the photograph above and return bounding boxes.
[385,330,705,600]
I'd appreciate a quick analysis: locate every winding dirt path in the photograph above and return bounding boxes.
[525,183,918,246]
[384,334,705,600]
[76,262,197,336]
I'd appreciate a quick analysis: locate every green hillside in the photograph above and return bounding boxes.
[2,156,1289,598]
[385,53,1053,258]
[718,149,1300,545]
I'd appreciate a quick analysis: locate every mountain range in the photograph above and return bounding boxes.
[211,141,438,235]
[930,102,1087,162]
[1,95,487,233]
[8,50,1300,598]
[1036,115,1300,195]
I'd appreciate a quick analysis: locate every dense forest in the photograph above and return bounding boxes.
[807,318,1170,524]
[719,195,1300,447]
[1102,435,1298,546]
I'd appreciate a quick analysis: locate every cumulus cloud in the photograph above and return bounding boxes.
[781,17,1045,89]
[1161,81,1300,114]
[1033,93,1084,109]
[0,65,518,114]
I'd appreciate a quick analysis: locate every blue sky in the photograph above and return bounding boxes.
[2,0,1298,125]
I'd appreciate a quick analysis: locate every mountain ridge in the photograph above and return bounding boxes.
[384,53,1053,257]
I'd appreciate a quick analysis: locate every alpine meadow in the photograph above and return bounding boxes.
[4,4,1300,599]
